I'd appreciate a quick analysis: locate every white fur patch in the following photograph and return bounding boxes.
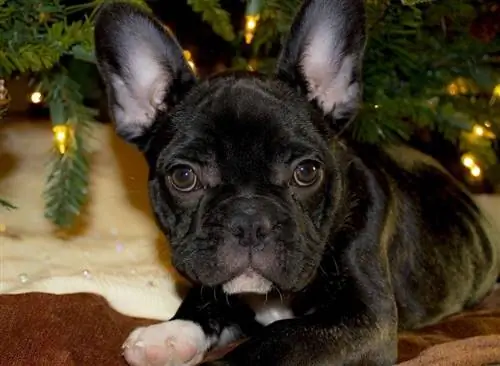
[122,320,215,366]
[304,52,356,116]
[301,24,359,118]
[111,49,169,132]
[217,326,242,347]
[222,270,273,295]
[110,18,171,136]
[242,294,295,326]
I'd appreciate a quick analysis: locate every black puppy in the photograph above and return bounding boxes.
[94,1,499,365]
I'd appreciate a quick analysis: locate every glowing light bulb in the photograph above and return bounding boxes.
[470,165,481,177]
[183,50,196,73]
[461,156,475,168]
[246,18,257,31]
[30,91,42,104]
[244,15,260,44]
[52,125,71,155]
[447,83,458,96]
[493,84,500,97]
[473,125,485,136]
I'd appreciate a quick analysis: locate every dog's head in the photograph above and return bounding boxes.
[94,0,366,294]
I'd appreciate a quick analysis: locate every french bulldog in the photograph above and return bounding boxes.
[94,0,500,365]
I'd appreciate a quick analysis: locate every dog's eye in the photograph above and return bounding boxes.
[169,166,198,192]
[293,161,322,187]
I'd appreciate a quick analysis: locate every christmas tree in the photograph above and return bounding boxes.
[0,0,499,228]
[0,0,149,226]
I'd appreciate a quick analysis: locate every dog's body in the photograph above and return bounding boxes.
[94,1,499,365]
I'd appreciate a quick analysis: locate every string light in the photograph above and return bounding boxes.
[470,165,481,177]
[494,84,500,98]
[491,84,500,105]
[461,153,475,168]
[244,0,262,44]
[52,125,72,155]
[447,83,458,95]
[472,123,496,139]
[461,153,483,179]
[245,14,260,44]
[472,124,484,136]
[183,50,196,74]
[30,91,43,104]
[447,77,469,96]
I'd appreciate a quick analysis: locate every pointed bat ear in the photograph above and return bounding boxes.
[276,0,366,126]
[94,2,196,144]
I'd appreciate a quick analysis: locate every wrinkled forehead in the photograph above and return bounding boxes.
[163,79,325,169]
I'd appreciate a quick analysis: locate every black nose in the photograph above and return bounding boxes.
[229,209,272,245]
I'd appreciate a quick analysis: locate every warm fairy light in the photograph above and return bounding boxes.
[470,165,481,177]
[245,14,260,44]
[374,104,380,109]
[494,84,500,97]
[52,125,71,155]
[30,91,42,104]
[447,83,458,96]
[461,154,475,168]
[461,153,482,178]
[447,78,469,96]
[472,123,496,139]
[473,125,485,136]
[246,17,257,31]
[456,77,468,94]
[183,50,196,73]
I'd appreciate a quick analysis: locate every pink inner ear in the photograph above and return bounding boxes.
[302,25,358,116]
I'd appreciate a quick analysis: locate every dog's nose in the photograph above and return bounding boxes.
[229,210,272,244]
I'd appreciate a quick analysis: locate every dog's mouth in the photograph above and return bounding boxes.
[222,268,273,295]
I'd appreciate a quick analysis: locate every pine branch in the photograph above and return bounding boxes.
[0,0,150,227]
[0,198,17,210]
[186,0,235,41]
[40,69,96,228]
[0,1,95,77]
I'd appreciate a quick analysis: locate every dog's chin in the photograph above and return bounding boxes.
[222,269,273,295]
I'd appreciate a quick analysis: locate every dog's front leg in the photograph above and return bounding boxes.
[122,286,258,366]
[203,291,398,366]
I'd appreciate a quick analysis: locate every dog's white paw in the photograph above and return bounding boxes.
[122,320,211,366]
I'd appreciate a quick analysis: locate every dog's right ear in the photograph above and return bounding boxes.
[94,3,196,146]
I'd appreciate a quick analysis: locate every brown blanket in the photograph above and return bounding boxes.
[1,290,500,366]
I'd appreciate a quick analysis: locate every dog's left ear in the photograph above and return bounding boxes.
[276,0,366,125]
